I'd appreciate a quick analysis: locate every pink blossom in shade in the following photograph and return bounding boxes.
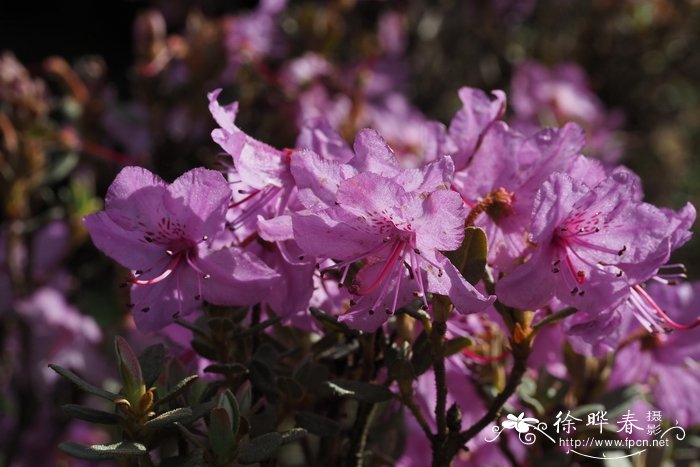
[15,287,103,389]
[607,281,700,427]
[253,214,317,323]
[292,166,495,331]
[496,168,671,315]
[1,220,73,315]
[510,61,624,164]
[221,0,288,80]
[83,166,279,333]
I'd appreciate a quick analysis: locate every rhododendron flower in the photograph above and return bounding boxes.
[452,121,603,270]
[84,166,278,332]
[447,87,506,171]
[291,129,494,331]
[565,202,696,353]
[608,281,700,427]
[209,88,295,239]
[497,168,670,314]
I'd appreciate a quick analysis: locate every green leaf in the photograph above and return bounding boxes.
[44,152,79,185]
[209,407,236,462]
[174,423,208,451]
[278,377,305,402]
[61,404,119,424]
[58,441,148,460]
[410,332,432,377]
[326,380,393,403]
[191,339,217,360]
[138,344,165,388]
[309,307,358,334]
[115,336,145,405]
[281,428,307,444]
[179,400,217,425]
[154,375,199,408]
[219,389,241,437]
[445,226,488,285]
[203,363,248,375]
[249,360,279,398]
[237,382,253,414]
[49,364,119,401]
[144,408,193,429]
[234,317,282,337]
[295,412,340,436]
[238,432,283,464]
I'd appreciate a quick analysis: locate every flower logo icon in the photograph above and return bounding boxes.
[502,413,540,433]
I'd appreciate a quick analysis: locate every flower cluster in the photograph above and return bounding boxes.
[87,86,696,344]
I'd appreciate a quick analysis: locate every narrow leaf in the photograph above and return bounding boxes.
[61,404,118,424]
[154,375,199,408]
[138,344,165,388]
[49,364,118,401]
[59,441,147,460]
[209,408,236,462]
[326,380,393,403]
[295,412,340,436]
[219,389,241,437]
[144,408,193,429]
[281,428,307,444]
[238,432,283,464]
[115,336,145,405]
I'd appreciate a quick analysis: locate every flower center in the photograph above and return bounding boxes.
[551,210,627,296]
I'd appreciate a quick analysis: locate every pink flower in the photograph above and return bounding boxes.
[84,166,278,332]
[291,130,494,331]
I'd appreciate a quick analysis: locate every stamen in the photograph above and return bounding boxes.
[228,189,261,208]
[131,254,182,285]
[633,285,700,330]
[356,241,404,296]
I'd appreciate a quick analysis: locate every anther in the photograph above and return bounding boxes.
[141,307,150,313]
[618,245,627,256]
[195,294,201,300]
[203,274,211,280]
[368,309,375,315]
[570,287,579,296]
